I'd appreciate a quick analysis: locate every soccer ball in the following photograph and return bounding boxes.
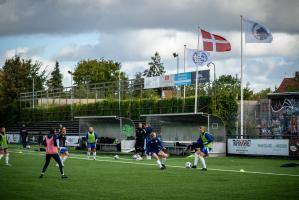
[132,154,138,159]
[185,162,192,168]
[113,155,120,160]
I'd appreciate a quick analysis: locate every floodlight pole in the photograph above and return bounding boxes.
[32,78,35,108]
[68,70,73,120]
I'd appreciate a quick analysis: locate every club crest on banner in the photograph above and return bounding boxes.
[252,23,271,41]
[192,51,209,66]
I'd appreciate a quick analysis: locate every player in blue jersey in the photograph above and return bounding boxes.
[146,132,169,170]
[144,123,153,159]
[191,126,214,171]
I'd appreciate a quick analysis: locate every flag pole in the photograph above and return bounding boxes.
[183,44,186,101]
[240,15,244,138]
[194,27,200,114]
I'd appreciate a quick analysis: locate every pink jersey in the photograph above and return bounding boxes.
[46,136,58,154]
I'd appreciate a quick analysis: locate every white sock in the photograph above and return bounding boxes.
[5,154,9,164]
[161,157,166,164]
[199,156,206,169]
[87,152,91,157]
[93,152,96,159]
[194,153,199,166]
[0,154,3,160]
[63,156,68,162]
[156,160,162,168]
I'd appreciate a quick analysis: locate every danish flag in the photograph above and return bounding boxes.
[201,29,231,52]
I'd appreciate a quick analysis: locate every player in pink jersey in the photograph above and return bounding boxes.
[39,128,67,179]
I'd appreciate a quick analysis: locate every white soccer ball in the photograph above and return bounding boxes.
[185,162,192,168]
[132,154,138,159]
[114,155,120,160]
[26,145,31,149]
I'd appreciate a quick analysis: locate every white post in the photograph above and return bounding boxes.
[32,78,35,108]
[118,69,121,117]
[240,15,244,137]
[183,44,186,100]
[194,27,200,114]
[70,73,73,120]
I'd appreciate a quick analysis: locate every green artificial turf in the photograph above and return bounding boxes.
[0,147,298,200]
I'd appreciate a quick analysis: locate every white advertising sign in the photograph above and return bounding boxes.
[228,139,289,156]
[7,134,20,143]
[66,136,80,147]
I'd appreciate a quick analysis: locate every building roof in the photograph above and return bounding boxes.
[277,77,299,93]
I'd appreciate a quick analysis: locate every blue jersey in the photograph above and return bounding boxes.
[145,127,152,141]
[146,137,164,154]
[59,147,68,154]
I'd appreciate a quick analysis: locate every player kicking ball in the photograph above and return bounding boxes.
[146,132,169,170]
[86,127,98,160]
[191,126,214,171]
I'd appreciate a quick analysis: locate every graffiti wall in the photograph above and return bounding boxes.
[270,94,299,138]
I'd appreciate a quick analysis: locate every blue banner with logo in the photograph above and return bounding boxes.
[174,72,192,86]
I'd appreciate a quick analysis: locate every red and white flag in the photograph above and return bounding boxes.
[201,29,231,52]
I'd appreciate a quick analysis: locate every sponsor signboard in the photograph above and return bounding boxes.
[144,70,210,89]
[289,139,299,157]
[174,72,192,86]
[227,139,289,156]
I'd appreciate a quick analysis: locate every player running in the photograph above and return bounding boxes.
[146,132,169,170]
[191,126,214,171]
[39,128,67,179]
[0,127,11,166]
[86,127,98,160]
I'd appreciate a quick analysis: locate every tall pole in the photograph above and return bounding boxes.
[183,44,186,101]
[208,62,216,111]
[240,15,244,137]
[71,73,73,120]
[194,27,200,113]
[118,69,121,117]
[32,78,35,108]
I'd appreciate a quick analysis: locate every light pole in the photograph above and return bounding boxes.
[173,53,180,98]
[207,62,216,112]
[68,71,73,120]
[32,77,35,108]
[173,53,179,74]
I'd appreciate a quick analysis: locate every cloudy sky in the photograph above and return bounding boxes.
[0,0,298,92]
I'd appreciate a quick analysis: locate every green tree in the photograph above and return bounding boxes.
[47,61,63,90]
[243,83,254,100]
[0,56,46,121]
[212,75,239,135]
[253,88,272,100]
[73,59,126,85]
[143,52,165,77]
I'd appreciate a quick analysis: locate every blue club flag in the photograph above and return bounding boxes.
[244,19,273,43]
[186,48,210,68]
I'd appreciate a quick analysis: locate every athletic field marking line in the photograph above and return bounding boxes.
[10,150,299,177]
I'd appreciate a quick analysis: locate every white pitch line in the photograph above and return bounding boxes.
[10,150,299,177]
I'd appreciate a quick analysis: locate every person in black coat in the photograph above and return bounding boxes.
[20,124,28,148]
[135,123,145,156]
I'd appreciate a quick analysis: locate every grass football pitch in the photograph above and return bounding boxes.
[0,147,299,200]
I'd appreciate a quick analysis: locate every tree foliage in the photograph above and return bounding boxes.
[73,59,127,85]
[143,52,165,77]
[0,56,46,121]
[47,61,63,90]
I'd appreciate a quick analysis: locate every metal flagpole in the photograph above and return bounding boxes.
[194,27,200,114]
[183,44,186,100]
[240,15,244,137]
